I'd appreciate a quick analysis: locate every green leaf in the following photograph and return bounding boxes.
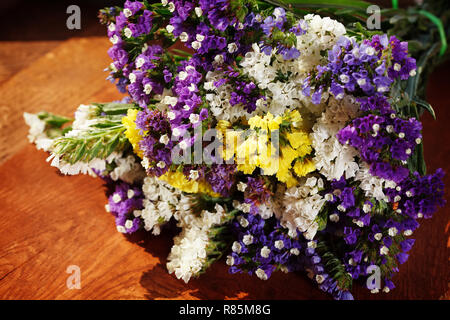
[106,132,121,157]
[89,139,104,160]
[412,97,436,119]
[73,142,87,163]
[94,102,138,116]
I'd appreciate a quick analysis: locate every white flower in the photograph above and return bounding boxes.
[179,140,188,150]
[214,54,224,65]
[110,35,119,44]
[403,230,413,236]
[189,113,200,124]
[388,227,398,237]
[196,34,205,42]
[329,213,339,223]
[238,216,249,228]
[273,178,326,240]
[178,71,188,80]
[237,182,247,192]
[227,42,238,53]
[109,155,146,184]
[23,112,48,144]
[117,225,126,233]
[163,96,178,106]
[194,7,203,17]
[315,274,325,284]
[380,246,389,255]
[112,193,121,203]
[363,203,372,213]
[179,32,189,42]
[129,73,137,83]
[340,74,349,83]
[125,220,133,229]
[308,241,317,249]
[189,170,199,180]
[166,24,175,33]
[144,83,153,95]
[123,8,132,18]
[357,78,366,86]
[226,255,234,266]
[255,268,268,280]
[172,128,181,137]
[365,46,375,56]
[157,161,166,168]
[141,157,150,169]
[243,234,254,245]
[274,240,284,249]
[168,2,175,12]
[260,246,271,258]
[139,176,193,235]
[241,203,251,213]
[191,41,202,50]
[232,241,242,253]
[124,27,133,38]
[127,189,135,199]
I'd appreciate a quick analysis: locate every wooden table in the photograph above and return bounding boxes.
[0,37,448,300]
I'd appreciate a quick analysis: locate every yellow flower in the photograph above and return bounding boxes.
[216,120,231,134]
[158,170,220,197]
[122,108,144,158]
[248,114,266,131]
[276,162,298,187]
[248,112,282,132]
[287,109,303,127]
[293,158,316,177]
[280,145,299,165]
[287,131,307,149]
[237,109,314,187]
[237,162,257,175]
[287,131,312,158]
[236,134,258,163]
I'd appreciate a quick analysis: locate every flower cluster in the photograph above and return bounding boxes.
[25,0,446,300]
[303,34,417,103]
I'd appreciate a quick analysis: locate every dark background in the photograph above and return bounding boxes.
[0,0,415,40]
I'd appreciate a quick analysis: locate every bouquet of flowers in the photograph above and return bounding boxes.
[24,0,448,299]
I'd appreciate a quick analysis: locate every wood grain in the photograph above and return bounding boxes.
[0,37,119,165]
[0,37,448,300]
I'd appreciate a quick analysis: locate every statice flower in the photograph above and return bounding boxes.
[384,169,446,219]
[337,109,422,183]
[105,179,144,234]
[227,211,305,278]
[204,164,237,196]
[260,7,305,60]
[134,176,193,235]
[303,33,417,103]
[135,108,173,176]
[167,203,227,282]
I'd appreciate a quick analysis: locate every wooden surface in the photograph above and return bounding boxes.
[0,37,448,300]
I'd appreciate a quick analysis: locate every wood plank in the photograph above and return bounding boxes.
[0,37,120,165]
[0,145,328,300]
[0,41,61,85]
